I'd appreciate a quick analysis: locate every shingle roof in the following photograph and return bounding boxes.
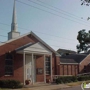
[60,53,87,63]
[57,48,76,54]
[16,43,34,51]
[60,58,78,64]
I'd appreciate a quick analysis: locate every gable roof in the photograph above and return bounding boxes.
[60,58,78,64]
[0,31,60,56]
[57,48,76,55]
[60,53,87,63]
[16,42,52,54]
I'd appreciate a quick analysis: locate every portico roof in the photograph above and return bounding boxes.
[16,42,52,54]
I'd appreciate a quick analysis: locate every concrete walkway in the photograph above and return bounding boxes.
[13,83,70,90]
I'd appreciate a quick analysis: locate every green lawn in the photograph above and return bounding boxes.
[66,80,90,86]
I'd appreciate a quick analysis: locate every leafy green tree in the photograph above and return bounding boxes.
[77,29,90,53]
[81,0,90,6]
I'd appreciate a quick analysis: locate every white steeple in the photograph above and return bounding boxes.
[11,0,17,32]
[8,0,20,40]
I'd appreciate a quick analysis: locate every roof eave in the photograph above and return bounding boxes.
[60,63,79,65]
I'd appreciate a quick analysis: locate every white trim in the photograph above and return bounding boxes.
[56,54,61,56]
[17,50,52,55]
[23,52,25,85]
[44,55,46,83]
[80,54,90,64]
[31,32,60,56]
[50,54,52,82]
[31,53,34,84]
[60,63,79,65]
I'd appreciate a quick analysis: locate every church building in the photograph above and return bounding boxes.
[0,0,60,85]
[0,0,90,85]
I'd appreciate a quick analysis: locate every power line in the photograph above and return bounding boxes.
[28,0,89,24]
[0,30,76,45]
[0,35,7,37]
[33,30,75,41]
[16,0,90,28]
[0,22,10,26]
[37,0,87,21]
[0,22,76,41]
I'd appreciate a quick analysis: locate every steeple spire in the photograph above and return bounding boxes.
[11,0,17,32]
[8,0,20,40]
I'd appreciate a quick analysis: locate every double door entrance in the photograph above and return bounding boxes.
[25,55,36,83]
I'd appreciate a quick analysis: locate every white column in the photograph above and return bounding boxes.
[44,55,46,83]
[50,54,52,82]
[31,53,34,84]
[23,52,25,85]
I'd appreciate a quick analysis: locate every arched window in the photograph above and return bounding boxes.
[5,53,13,75]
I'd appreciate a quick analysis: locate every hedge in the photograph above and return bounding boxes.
[55,75,90,84]
[0,80,23,89]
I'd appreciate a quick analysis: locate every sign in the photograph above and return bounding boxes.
[81,82,90,90]
[37,68,43,74]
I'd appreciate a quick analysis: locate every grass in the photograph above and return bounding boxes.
[66,80,90,86]
[0,89,9,90]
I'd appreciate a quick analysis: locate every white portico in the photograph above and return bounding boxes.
[16,42,52,85]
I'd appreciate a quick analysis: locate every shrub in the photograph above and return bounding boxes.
[55,76,74,84]
[55,75,90,84]
[77,75,90,81]
[0,80,23,89]
[71,76,77,82]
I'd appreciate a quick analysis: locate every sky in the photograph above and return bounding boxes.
[0,0,90,52]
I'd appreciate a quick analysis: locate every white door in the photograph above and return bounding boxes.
[26,55,32,81]
[25,55,36,83]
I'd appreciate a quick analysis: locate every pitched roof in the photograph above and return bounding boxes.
[16,42,34,51]
[60,53,87,63]
[57,48,76,55]
[60,58,78,64]
[0,31,60,56]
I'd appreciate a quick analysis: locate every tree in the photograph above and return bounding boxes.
[81,0,90,6]
[77,0,90,53]
[77,29,90,53]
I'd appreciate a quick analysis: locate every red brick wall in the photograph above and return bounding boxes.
[59,64,79,76]
[0,52,23,83]
[35,55,55,82]
[0,54,5,79]
[60,65,63,75]
[0,35,38,56]
[64,65,67,75]
[72,65,75,75]
[52,55,56,75]
[68,65,71,75]
[56,56,60,75]
[14,53,23,82]
[0,35,38,83]
[79,54,90,74]
[36,55,44,82]
[0,33,60,83]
